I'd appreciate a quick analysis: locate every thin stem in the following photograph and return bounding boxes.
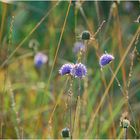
[8,80,21,139]
[92,20,106,39]
[127,47,136,89]
[108,65,125,97]
[85,27,140,137]
[74,3,78,41]
[108,65,138,137]
[79,7,93,32]
[124,128,128,139]
[34,1,71,137]
[117,129,124,139]
[83,40,88,65]
[115,2,127,91]
[73,84,81,138]
[70,96,72,139]
[126,33,139,129]
[78,79,81,97]
[68,78,73,139]
[46,77,69,138]
[0,3,7,44]
[6,15,21,139]
[130,124,137,137]
[125,47,137,130]
[0,123,4,139]
[100,70,116,138]
[102,3,113,41]
[0,1,60,68]
[47,1,72,86]
[95,1,101,24]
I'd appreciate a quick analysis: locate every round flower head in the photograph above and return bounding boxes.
[34,52,48,68]
[81,30,91,40]
[73,42,86,54]
[59,63,74,76]
[99,53,114,67]
[124,2,133,13]
[71,63,87,78]
[61,127,70,138]
[120,118,130,128]
[29,39,39,49]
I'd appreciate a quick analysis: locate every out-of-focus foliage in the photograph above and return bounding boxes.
[0,1,140,139]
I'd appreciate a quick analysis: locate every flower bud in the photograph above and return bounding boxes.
[61,128,70,138]
[81,30,91,40]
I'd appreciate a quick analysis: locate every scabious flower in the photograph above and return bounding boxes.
[59,63,74,76]
[34,52,48,68]
[61,127,70,138]
[29,39,39,49]
[71,63,87,78]
[81,30,91,40]
[73,42,86,54]
[120,118,130,128]
[99,53,114,67]
[124,2,133,13]
[120,112,130,128]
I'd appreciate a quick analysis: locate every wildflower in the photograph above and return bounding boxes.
[34,52,48,68]
[71,63,87,78]
[59,63,74,76]
[61,127,70,138]
[29,39,39,49]
[120,118,130,128]
[124,2,133,13]
[73,42,86,54]
[120,111,130,128]
[99,53,114,67]
[81,30,91,40]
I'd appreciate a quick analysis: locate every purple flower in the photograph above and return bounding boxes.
[59,63,74,76]
[71,63,87,78]
[73,42,85,54]
[34,52,48,68]
[99,53,114,67]
[124,2,133,13]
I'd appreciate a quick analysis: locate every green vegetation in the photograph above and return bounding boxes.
[0,1,140,139]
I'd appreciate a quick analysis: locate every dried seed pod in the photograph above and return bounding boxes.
[120,118,130,128]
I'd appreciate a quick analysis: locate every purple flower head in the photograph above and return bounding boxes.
[124,2,133,13]
[34,52,48,68]
[59,63,74,76]
[71,63,87,78]
[99,53,114,67]
[73,42,86,54]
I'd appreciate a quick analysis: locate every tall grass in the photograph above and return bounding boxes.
[0,1,140,139]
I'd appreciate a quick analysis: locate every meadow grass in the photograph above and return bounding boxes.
[0,1,140,139]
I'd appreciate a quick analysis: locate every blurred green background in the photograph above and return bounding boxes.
[0,1,140,139]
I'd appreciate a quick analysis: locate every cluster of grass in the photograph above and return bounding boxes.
[0,1,140,139]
